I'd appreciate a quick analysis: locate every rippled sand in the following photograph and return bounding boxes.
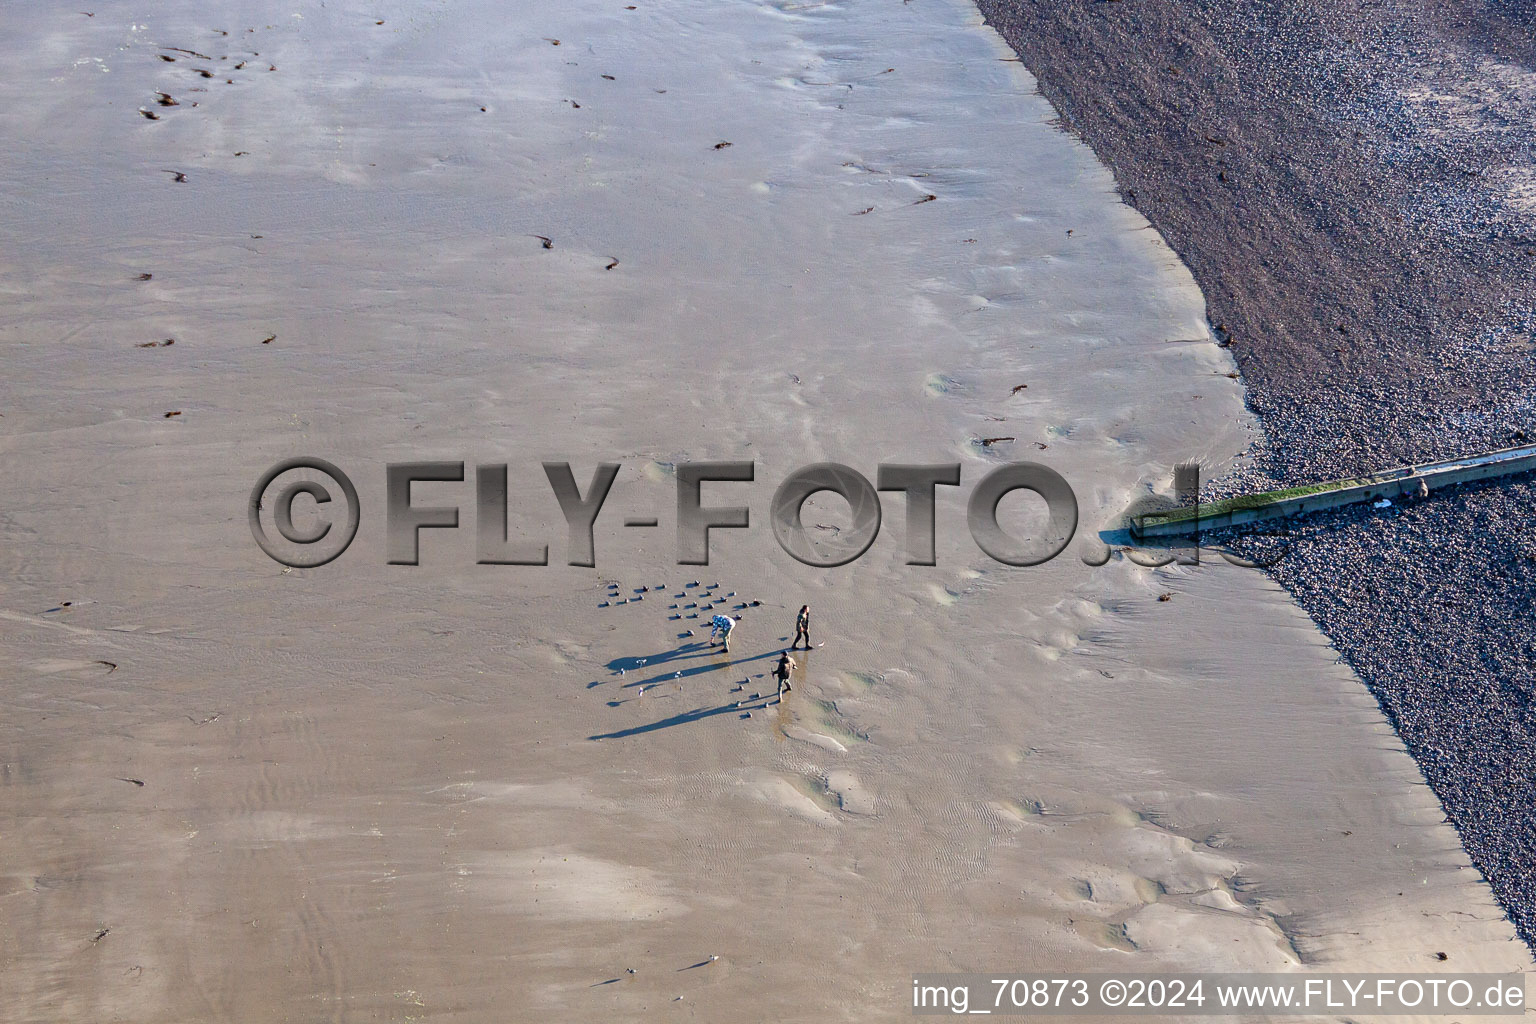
[0,0,1524,1019]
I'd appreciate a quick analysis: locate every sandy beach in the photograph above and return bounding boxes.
[1,0,1528,1020]
[975,0,1536,949]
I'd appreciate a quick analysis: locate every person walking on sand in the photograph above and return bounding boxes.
[791,604,811,649]
[709,613,737,653]
[773,651,796,702]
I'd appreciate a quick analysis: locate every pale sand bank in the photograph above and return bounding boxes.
[0,0,1526,1020]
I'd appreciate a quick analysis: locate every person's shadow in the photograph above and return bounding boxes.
[601,642,714,677]
[588,647,789,739]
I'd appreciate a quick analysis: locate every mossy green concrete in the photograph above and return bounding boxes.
[1138,477,1372,529]
[1131,442,1536,540]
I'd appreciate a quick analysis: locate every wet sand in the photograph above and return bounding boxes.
[0,0,1528,1019]
[975,0,1536,948]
